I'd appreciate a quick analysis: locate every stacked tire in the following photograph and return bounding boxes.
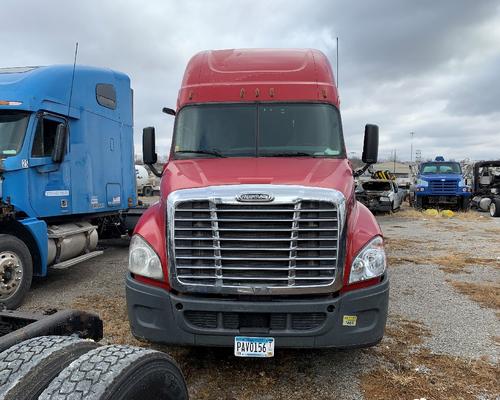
[0,337,188,400]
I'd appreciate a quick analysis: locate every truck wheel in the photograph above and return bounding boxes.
[490,199,500,217]
[144,186,153,197]
[39,345,188,400]
[415,197,423,210]
[0,336,98,400]
[0,234,33,310]
[460,198,470,212]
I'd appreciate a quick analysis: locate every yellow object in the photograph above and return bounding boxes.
[440,210,454,218]
[424,209,439,217]
[342,315,357,327]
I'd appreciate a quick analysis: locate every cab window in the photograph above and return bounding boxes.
[31,117,60,157]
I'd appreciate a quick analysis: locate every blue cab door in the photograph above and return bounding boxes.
[28,113,72,217]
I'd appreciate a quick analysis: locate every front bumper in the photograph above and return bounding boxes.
[126,274,389,349]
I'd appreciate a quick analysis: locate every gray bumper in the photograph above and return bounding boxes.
[126,274,389,349]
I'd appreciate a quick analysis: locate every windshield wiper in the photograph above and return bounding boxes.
[175,149,227,158]
[261,151,316,158]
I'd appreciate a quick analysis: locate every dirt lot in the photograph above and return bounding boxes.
[21,207,499,400]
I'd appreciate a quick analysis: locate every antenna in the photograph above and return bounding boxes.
[67,42,79,118]
[409,131,415,163]
[336,37,339,88]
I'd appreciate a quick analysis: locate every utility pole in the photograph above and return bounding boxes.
[410,131,414,163]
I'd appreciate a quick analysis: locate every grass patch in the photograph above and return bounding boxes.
[361,317,499,400]
[448,281,500,314]
[432,254,500,274]
[384,237,425,252]
[394,208,485,221]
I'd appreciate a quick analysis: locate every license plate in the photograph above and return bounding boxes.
[234,336,275,358]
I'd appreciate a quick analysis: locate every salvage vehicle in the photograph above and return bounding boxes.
[0,65,138,309]
[126,49,389,357]
[135,164,160,197]
[410,156,471,210]
[356,179,403,213]
[470,160,500,217]
[0,309,188,399]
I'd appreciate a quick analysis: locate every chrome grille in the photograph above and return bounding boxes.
[429,180,458,194]
[168,185,345,295]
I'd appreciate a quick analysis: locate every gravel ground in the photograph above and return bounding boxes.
[18,207,500,399]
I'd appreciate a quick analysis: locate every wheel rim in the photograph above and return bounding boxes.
[490,202,496,217]
[0,251,24,300]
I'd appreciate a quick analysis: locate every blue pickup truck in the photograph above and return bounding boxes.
[0,65,136,309]
[411,157,471,211]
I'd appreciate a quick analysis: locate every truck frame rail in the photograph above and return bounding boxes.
[0,309,103,353]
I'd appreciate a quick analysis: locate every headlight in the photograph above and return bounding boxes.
[379,196,390,202]
[416,179,428,187]
[349,236,386,284]
[128,235,163,280]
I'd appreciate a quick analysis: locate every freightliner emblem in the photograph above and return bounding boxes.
[236,193,274,202]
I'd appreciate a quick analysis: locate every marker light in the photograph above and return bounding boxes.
[0,101,22,106]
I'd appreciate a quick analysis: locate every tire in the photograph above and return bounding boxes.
[415,197,423,210]
[0,234,33,310]
[143,186,153,197]
[40,345,188,400]
[460,197,470,212]
[490,198,500,217]
[0,336,98,400]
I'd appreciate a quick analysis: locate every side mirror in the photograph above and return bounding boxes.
[162,107,176,116]
[143,127,158,165]
[52,123,67,163]
[142,127,162,177]
[362,124,379,164]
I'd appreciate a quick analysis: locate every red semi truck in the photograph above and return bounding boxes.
[126,49,388,357]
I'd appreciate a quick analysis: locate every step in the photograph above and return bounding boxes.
[50,250,104,270]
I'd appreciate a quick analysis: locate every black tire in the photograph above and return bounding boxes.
[143,186,153,197]
[0,336,98,400]
[415,197,423,210]
[0,234,33,310]
[460,198,470,212]
[490,198,500,217]
[39,345,188,400]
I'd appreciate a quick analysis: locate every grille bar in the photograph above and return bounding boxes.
[177,275,333,281]
[175,237,337,242]
[175,227,338,232]
[176,208,336,213]
[177,266,337,271]
[176,256,337,261]
[169,186,344,294]
[176,247,337,251]
[175,218,338,222]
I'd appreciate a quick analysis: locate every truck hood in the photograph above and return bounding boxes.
[363,190,391,197]
[420,174,462,181]
[161,157,354,199]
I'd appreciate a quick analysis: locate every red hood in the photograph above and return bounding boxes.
[161,157,354,199]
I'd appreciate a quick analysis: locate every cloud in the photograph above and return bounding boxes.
[1,0,499,160]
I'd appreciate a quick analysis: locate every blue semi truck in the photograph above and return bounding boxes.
[0,65,137,309]
[411,157,471,211]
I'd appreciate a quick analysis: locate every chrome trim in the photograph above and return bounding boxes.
[167,184,346,295]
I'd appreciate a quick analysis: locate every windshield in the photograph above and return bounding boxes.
[363,181,392,191]
[0,111,29,157]
[173,103,345,159]
[420,162,462,175]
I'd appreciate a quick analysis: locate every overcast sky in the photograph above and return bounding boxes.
[2,0,499,161]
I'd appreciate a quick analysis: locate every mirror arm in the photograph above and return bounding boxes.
[146,163,162,178]
[353,163,372,178]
